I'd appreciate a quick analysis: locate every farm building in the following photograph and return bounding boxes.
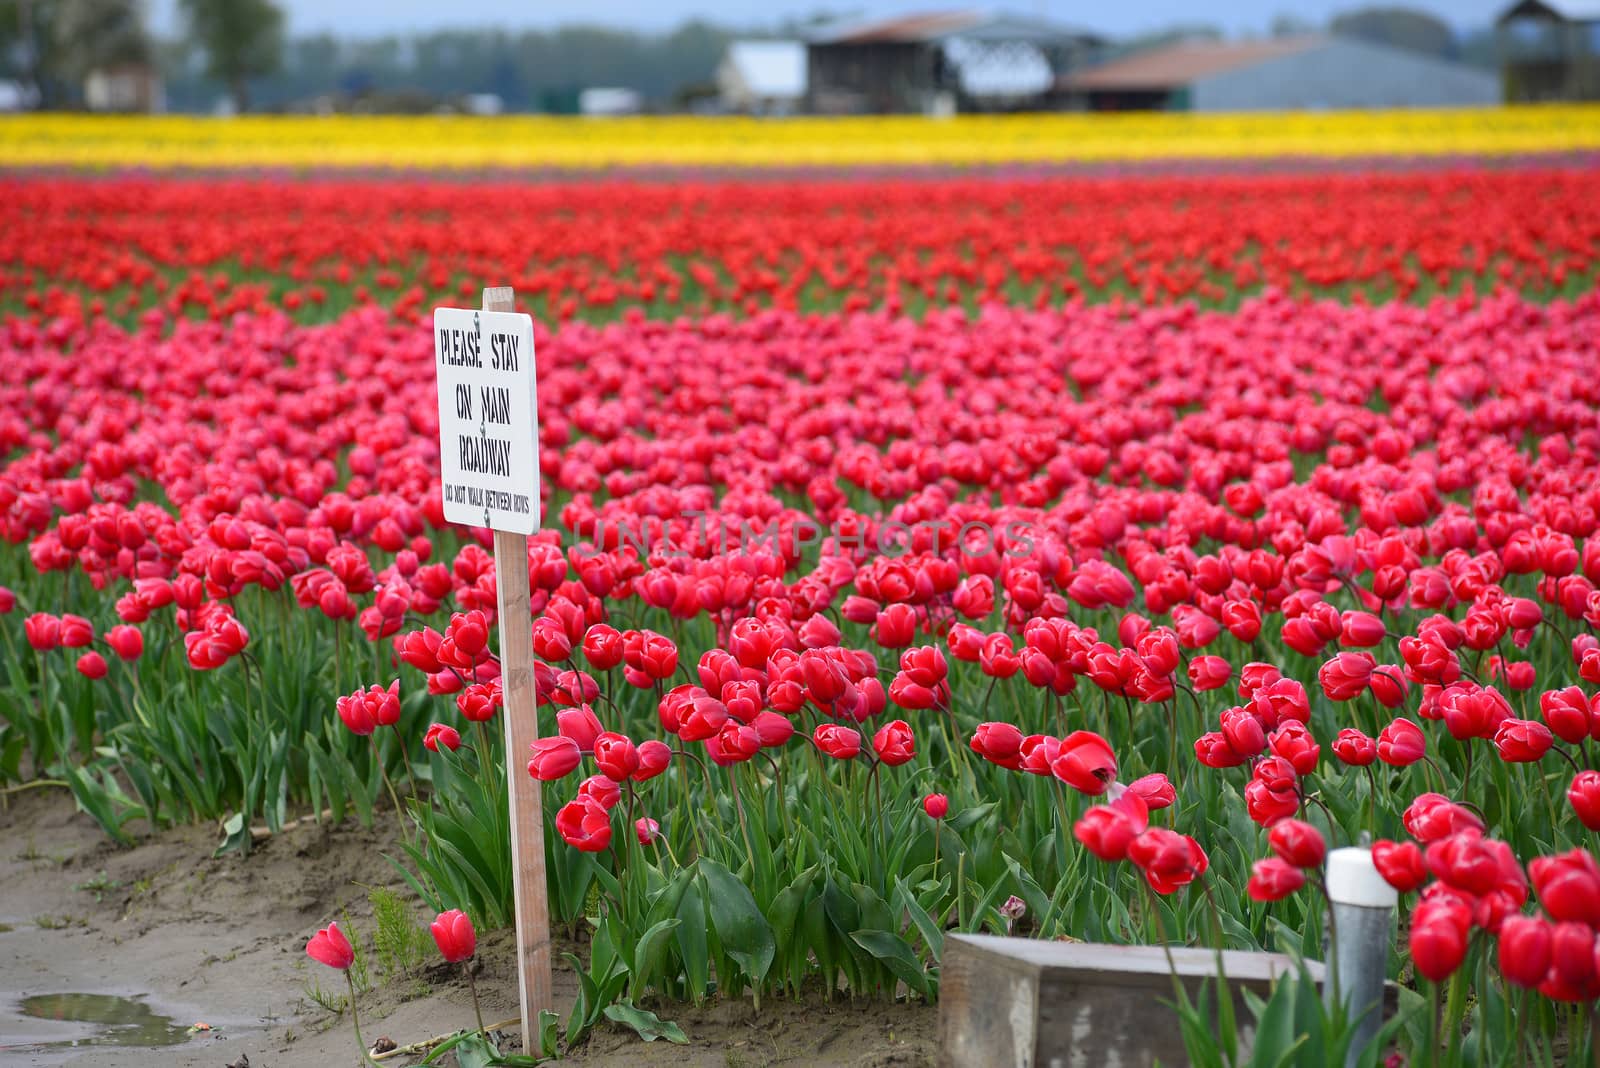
[1059,36,1500,111]
[84,63,165,114]
[717,40,808,114]
[1497,0,1600,100]
[804,10,1103,115]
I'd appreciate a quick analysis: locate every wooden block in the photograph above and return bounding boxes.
[939,935,1326,1068]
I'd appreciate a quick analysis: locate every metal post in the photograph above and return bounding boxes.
[1324,847,1396,1065]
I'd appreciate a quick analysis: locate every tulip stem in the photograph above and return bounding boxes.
[1514,987,1528,1067]
[1313,874,1340,1007]
[0,778,68,796]
[391,723,417,795]
[466,964,488,1040]
[1427,979,1441,1066]
[1421,754,1447,795]
[372,736,408,841]
[1165,699,1178,787]
[760,751,792,842]
[1555,745,1585,777]
[1537,767,1562,847]
[1443,963,1469,1063]
[1362,764,1378,836]
[728,765,758,877]
[472,722,497,799]
[676,755,704,860]
[976,674,998,722]
[1303,790,1339,833]
[346,969,377,1066]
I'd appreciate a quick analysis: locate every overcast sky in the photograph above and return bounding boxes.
[146,0,1510,38]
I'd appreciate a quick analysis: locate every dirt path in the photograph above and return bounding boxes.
[0,790,937,1067]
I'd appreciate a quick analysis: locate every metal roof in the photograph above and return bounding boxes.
[1496,0,1600,22]
[724,40,807,98]
[805,9,1100,46]
[1060,37,1325,91]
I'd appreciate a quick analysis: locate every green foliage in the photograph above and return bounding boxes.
[602,1000,689,1044]
[178,0,284,110]
[368,885,431,983]
[1173,957,1425,1068]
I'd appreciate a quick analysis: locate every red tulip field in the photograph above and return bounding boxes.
[3,157,1600,1066]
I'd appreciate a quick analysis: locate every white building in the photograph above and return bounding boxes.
[1061,36,1500,111]
[579,87,643,116]
[717,40,807,114]
[84,64,164,113]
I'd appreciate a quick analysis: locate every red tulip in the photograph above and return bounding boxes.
[1268,819,1327,869]
[1339,611,1387,648]
[1194,730,1248,768]
[105,624,144,661]
[1497,913,1552,988]
[24,613,60,651]
[1368,666,1410,708]
[1542,686,1596,745]
[456,681,501,722]
[1494,718,1553,763]
[1074,793,1149,862]
[923,793,949,819]
[970,722,1024,769]
[873,603,916,648]
[872,719,915,766]
[1318,651,1375,701]
[1404,793,1484,842]
[1247,857,1306,902]
[1377,718,1426,766]
[1245,777,1300,826]
[813,723,861,760]
[581,623,624,671]
[578,774,621,809]
[1126,773,1176,810]
[1187,655,1231,692]
[430,909,476,962]
[59,614,93,648]
[1051,730,1117,796]
[528,736,582,781]
[738,710,786,747]
[76,651,108,679]
[1219,706,1265,760]
[593,731,640,781]
[556,704,604,750]
[306,921,355,970]
[556,794,613,852]
[633,739,673,780]
[1570,771,1600,832]
[424,723,461,752]
[1410,901,1470,982]
[1127,828,1209,894]
[1331,728,1377,766]
[1268,722,1320,775]
[1426,833,1505,896]
[1373,839,1428,893]
[1530,849,1600,927]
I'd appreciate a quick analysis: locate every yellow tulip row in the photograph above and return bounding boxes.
[3,106,1599,168]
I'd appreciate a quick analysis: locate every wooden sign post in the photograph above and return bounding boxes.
[434,286,552,1043]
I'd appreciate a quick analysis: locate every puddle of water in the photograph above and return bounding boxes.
[13,993,192,1049]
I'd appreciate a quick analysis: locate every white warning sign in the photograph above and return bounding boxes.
[433,307,539,534]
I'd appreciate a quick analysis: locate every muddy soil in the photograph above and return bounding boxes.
[0,790,937,1067]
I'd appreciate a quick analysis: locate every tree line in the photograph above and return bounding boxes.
[0,1,1497,114]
